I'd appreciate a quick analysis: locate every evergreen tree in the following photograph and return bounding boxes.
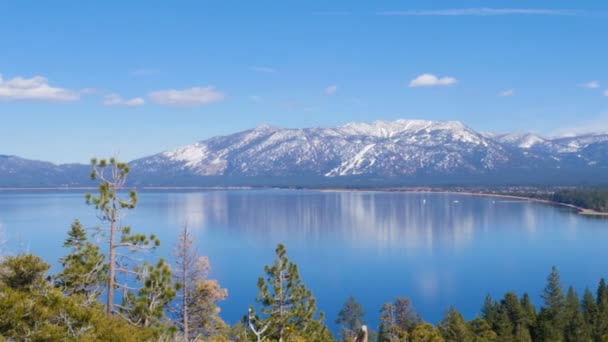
[438,307,474,342]
[493,307,515,342]
[85,157,161,316]
[536,266,567,341]
[564,286,591,342]
[582,288,601,341]
[501,292,532,341]
[468,318,497,342]
[597,278,608,341]
[254,243,331,341]
[121,258,178,333]
[336,296,365,342]
[55,219,106,306]
[520,293,537,329]
[481,295,498,328]
[410,323,444,342]
[0,254,156,341]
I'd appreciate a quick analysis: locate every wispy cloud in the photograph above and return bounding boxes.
[0,74,80,102]
[498,89,515,97]
[324,85,338,95]
[148,86,225,106]
[130,68,161,76]
[250,66,277,73]
[377,8,584,16]
[581,81,600,89]
[103,93,145,107]
[604,89,608,97]
[409,73,457,88]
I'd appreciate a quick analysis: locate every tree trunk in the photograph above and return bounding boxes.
[353,325,368,342]
[182,229,189,340]
[106,208,116,315]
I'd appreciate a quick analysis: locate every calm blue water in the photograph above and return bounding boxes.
[0,190,607,332]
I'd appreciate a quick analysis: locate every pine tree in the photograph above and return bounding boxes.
[254,243,330,341]
[121,258,178,332]
[410,323,444,342]
[438,307,474,342]
[597,278,608,341]
[336,296,365,342]
[501,292,532,341]
[582,288,600,341]
[0,254,156,341]
[493,307,515,342]
[564,286,591,342]
[481,295,498,328]
[85,157,161,315]
[537,266,567,341]
[468,318,497,342]
[172,224,228,340]
[520,293,537,329]
[55,219,106,306]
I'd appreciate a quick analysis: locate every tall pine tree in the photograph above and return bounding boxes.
[55,219,106,306]
[254,243,331,342]
[336,296,365,342]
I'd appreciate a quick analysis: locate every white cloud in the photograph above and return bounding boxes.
[581,81,600,89]
[103,93,145,107]
[250,66,277,73]
[409,73,457,88]
[148,86,225,106]
[377,8,582,16]
[604,89,608,97]
[0,74,80,102]
[498,89,515,97]
[324,85,338,95]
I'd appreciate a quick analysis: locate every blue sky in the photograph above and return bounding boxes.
[1,0,607,163]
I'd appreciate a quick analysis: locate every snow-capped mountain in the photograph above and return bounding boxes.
[131,120,513,178]
[130,119,608,181]
[2,119,608,187]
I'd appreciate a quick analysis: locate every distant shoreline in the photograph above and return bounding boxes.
[1,186,606,217]
[318,188,608,217]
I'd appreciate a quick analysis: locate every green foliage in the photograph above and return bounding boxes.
[55,220,106,305]
[537,266,567,341]
[0,254,49,290]
[336,295,365,342]
[552,189,608,212]
[411,323,444,342]
[122,258,178,332]
[85,157,161,316]
[0,255,155,341]
[438,307,474,342]
[255,243,332,341]
[468,318,497,342]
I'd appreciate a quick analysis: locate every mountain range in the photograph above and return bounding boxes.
[2,119,608,187]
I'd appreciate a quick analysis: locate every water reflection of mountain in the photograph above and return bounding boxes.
[166,190,555,252]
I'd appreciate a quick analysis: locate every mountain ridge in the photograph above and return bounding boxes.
[3,119,608,187]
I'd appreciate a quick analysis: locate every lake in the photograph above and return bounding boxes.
[0,190,607,332]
